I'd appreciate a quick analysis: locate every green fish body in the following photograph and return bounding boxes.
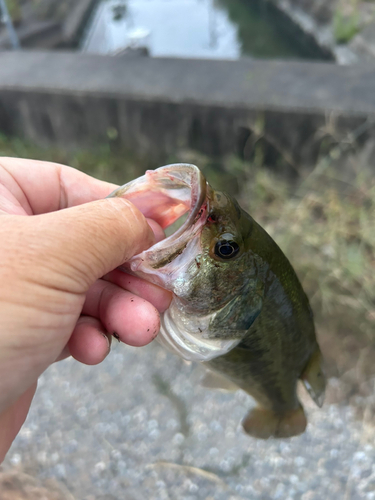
[109,164,325,439]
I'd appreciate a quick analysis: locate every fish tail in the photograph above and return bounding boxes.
[242,405,307,439]
[301,348,326,408]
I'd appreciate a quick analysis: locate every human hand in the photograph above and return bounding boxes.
[0,157,172,462]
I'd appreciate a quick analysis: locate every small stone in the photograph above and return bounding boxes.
[294,456,306,467]
[10,453,21,466]
[172,432,185,445]
[95,461,106,472]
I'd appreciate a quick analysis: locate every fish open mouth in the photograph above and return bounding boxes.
[108,164,208,286]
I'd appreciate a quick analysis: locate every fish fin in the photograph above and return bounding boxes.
[242,406,307,439]
[209,291,263,335]
[200,370,239,392]
[301,349,326,408]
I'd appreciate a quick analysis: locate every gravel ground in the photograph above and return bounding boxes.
[2,340,375,500]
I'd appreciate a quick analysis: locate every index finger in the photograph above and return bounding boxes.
[0,157,118,215]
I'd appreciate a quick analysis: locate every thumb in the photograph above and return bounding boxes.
[9,197,155,294]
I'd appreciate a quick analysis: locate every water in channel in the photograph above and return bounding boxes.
[82,0,329,60]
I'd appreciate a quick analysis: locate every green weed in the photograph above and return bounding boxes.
[333,8,360,43]
[4,0,21,23]
[0,133,147,184]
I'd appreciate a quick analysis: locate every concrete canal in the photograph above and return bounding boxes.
[81,0,332,60]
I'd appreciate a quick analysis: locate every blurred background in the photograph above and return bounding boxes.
[1,0,375,499]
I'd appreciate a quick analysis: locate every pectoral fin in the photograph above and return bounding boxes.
[201,370,239,392]
[209,290,263,335]
[301,349,326,408]
[242,406,307,439]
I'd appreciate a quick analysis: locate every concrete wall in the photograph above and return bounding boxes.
[0,51,375,168]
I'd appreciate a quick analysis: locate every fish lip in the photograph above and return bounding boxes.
[108,164,208,279]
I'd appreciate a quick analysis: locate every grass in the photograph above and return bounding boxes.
[4,0,22,23]
[331,0,375,45]
[1,132,374,380]
[333,8,360,43]
[240,161,375,337]
[0,133,149,185]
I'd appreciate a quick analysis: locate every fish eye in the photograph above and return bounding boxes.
[214,240,240,260]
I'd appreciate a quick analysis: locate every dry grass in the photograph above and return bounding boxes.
[334,0,375,42]
[239,161,375,334]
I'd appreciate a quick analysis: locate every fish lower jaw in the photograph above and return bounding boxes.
[157,305,241,362]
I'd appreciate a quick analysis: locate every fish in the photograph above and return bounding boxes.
[108,164,326,439]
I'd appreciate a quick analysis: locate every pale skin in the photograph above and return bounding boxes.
[0,157,172,462]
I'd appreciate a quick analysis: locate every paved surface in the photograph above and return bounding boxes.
[1,51,375,114]
[3,340,375,499]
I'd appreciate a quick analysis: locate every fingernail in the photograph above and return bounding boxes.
[100,331,111,356]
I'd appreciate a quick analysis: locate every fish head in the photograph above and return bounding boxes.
[110,164,260,308]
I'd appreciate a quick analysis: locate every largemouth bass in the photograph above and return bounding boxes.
[109,164,326,439]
